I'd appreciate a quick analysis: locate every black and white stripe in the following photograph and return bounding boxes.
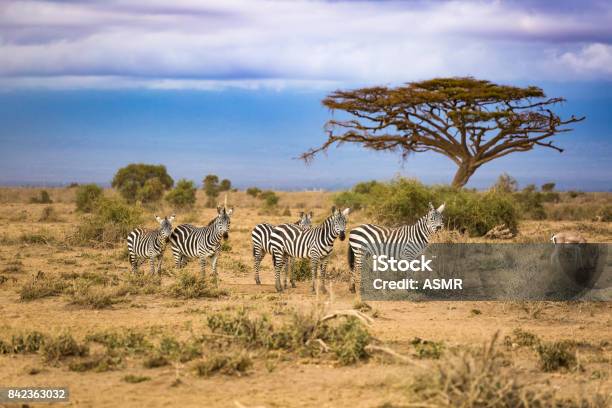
[347,202,445,292]
[170,206,233,286]
[127,215,175,275]
[251,211,313,287]
[270,207,350,293]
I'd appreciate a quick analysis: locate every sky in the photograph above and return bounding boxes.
[0,0,611,191]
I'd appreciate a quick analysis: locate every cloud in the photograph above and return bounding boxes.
[1,0,611,89]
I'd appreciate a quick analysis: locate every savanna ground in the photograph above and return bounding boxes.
[0,188,611,408]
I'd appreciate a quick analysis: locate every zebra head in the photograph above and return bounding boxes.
[426,202,445,233]
[155,214,175,241]
[215,205,234,240]
[330,206,350,241]
[296,211,313,230]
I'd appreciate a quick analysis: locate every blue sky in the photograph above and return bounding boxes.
[0,0,611,190]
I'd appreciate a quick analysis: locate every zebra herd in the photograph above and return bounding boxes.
[126,203,446,293]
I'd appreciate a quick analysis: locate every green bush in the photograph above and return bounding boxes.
[30,190,53,204]
[345,177,519,236]
[246,187,261,197]
[165,179,197,208]
[259,190,279,208]
[333,180,381,210]
[514,188,546,220]
[537,341,577,372]
[72,197,143,246]
[112,163,173,203]
[75,184,103,212]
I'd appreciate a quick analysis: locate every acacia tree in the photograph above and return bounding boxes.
[301,77,584,187]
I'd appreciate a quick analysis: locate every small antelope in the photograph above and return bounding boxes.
[551,232,586,244]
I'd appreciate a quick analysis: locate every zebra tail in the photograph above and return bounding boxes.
[347,244,355,271]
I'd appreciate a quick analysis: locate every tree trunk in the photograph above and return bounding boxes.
[451,162,477,188]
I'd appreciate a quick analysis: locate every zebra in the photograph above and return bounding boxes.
[270,207,350,293]
[127,214,176,275]
[251,211,313,288]
[169,206,233,286]
[347,202,445,293]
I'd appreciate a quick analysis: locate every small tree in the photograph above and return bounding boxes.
[302,77,584,188]
[75,184,103,212]
[541,183,556,192]
[30,190,53,204]
[203,174,220,208]
[246,187,261,198]
[219,179,232,192]
[259,190,279,208]
[165,179,197,208]
[492,173,518,193]
[112,164,173,203]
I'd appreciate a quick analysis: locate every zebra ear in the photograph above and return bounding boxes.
[169,214,176,222]
[428,202,435,211]
[299,211,304,218]
[226,207,234,217]
[155,215,163,223]
[342,208,350,216]
[436,203,445,213]
[217,205,223,214]
[309,211,314,219]
[331,206,337,214]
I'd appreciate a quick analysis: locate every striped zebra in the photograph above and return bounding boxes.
[270,207,350,293]
[251,211,313,288]
[169,206,233,286]
[127,215,176,275]
[347,202,445,293]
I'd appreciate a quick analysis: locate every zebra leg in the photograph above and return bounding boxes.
[319,258,329,294]
[156,256,163,275]
[211,253,219,287]
[283,256,290,289]
[349,251,360,293]
[310,258,319,294]
[199,257,207,283]
[253,249,263,285]
[290,258,296,288]
[272,251,284,293]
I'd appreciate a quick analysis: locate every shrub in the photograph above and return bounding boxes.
[30,190,53,204]
[203,174,220,207]
[69,354,122,372]
[9,331,47,353]
[39,206,61,222]
[195,352,252,377]
[290,259,311,282]
[75,184,103,212]
[72,197,143,246]
[166,271,228,299]
[165,179,197,208]
[541,182,556,192]
[409,334,551,407]
[333,180,381,210]
[259,190,279,208]
[492,173,518,193]
[361,178,519,236]
[112,163,173,203]
[67,281,120,309]
[20,273,68,301]
[246,187,261,197]
[42,333,88,362]
[411,337,444,359]
[219,179,232,192]
[537,341,577,372]
[504,328,540,348]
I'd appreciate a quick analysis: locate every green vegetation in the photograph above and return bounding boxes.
[202,174,232,207]
[246,187,261,197]
[42,333,89,363]
[195,352,253,377]
[20,272,68,301]
[72,197,143,246]
[537,341,577,372]
[411,337,445,359]
[112,163,173,203]
[206,309,371,365]
[123,374,151,383]
[39,206,61,222]
[336,177,518,236]
[75,183,103,212]
[166,271,228,299]
[259,190,279,209]
[30,190,53,204]
[165,179,197,208]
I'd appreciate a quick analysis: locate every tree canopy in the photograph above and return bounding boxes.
[111,163,173,203]
[301,77,584,187]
